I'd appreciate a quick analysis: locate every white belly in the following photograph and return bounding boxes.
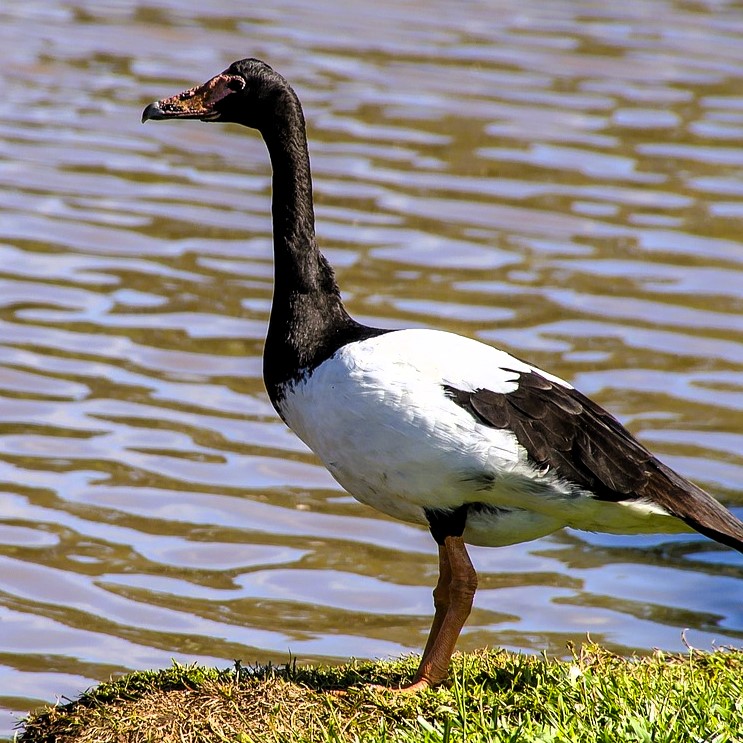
[276,329,685,543]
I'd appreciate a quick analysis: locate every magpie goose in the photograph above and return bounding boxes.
[143,59,743,691]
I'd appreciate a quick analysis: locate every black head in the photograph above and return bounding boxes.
[142,58,291,129]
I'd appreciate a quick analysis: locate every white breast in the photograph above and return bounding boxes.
[276,329,568,524]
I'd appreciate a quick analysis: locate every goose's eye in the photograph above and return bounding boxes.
[226,78,245,92]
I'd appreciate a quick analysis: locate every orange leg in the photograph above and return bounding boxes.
[398,535,477,692]
[420,544,452,661]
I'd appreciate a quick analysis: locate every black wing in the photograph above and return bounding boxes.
[445,370,743,553]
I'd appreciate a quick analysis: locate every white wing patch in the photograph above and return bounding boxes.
[344,328,572,395]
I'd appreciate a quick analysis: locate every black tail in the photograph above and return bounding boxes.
[648,459,743,554]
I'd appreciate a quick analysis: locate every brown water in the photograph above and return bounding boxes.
[2,0,743,736]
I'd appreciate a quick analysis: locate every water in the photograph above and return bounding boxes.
[1,0,742,736]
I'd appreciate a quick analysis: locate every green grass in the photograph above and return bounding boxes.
[17,645,743,742]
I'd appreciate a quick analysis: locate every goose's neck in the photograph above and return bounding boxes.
[262,94,321,293]
[259,88,361,401]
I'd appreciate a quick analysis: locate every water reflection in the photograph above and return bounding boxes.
[1,0,742,736]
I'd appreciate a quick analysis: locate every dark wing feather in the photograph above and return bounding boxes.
[444,371,743,553]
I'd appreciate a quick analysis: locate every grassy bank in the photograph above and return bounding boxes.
[18,645,743,742]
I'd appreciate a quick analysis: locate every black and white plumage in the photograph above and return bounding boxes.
[143,59,743,690]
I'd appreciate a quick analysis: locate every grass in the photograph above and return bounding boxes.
[17,644,743,742]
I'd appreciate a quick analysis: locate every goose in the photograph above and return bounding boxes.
[143,58,743,691]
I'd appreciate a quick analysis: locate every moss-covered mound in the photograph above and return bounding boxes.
[18,645,743,742]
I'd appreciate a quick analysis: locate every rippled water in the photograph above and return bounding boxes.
[2,0,743,736]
